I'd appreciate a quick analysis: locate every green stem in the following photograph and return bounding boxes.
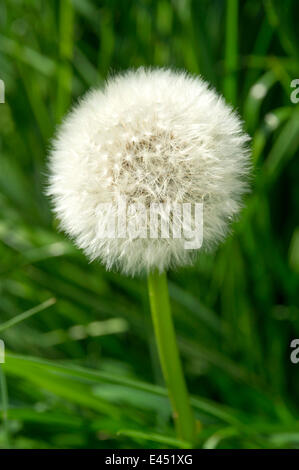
[147,270,196,446]
[56,0,75,123]
[0,365,10,448]
[224,0,238,106]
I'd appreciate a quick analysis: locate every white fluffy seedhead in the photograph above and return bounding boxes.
[48,68,250,276]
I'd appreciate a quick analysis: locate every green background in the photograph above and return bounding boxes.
[0,0,299,449]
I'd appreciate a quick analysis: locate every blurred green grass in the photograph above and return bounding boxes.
[0,0,298,449]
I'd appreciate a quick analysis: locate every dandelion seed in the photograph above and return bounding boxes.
[47,68,250,276]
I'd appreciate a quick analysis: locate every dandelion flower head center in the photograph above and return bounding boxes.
[92,103,208,208]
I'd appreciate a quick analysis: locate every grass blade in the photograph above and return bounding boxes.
[224,0,238,105]
[0,298,56,333]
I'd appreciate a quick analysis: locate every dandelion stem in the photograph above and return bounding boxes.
[147,270,196,446]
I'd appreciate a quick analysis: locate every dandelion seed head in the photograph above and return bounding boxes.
[47,68,250,276]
